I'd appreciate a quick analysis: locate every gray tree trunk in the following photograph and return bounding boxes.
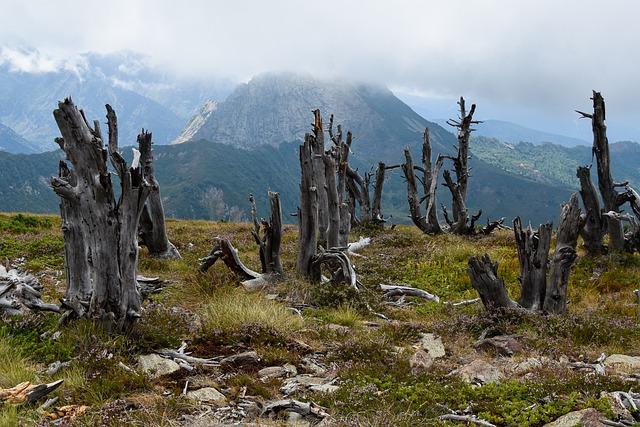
[310,110,328,246]
[544,193,583,314]
[443,97,482,234]
[51,99,149,331]
[513,217,552,310]
[297,134,318,277]
[576,165,606,254]
[421,129,443,233]
[137,132,181,259]
[577,92,625,250]
[402,148,431,233]
[249,192,283,275]
[467,255,518,310]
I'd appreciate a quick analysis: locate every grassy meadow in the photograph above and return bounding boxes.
[0,212,638,426]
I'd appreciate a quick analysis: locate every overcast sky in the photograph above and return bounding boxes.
[2,0,639,140]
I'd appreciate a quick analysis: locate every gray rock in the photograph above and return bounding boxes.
[138,354,181,379]
[419,333,446,359]
[220,351,260,368]
[259,364,297,380]
[474,334,523,356]
[543,408,604,427]
[457,359,503,384]
[409,349,433,374]
[603,354,640,374]
[512,358,542,375]
[185,387,226,405]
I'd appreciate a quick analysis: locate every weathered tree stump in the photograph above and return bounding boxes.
[469,194,583,315]
[467,255,517,310]
[296,134,319,277]
[576,165,606,255]
[51,99,149,331]
[513,217,552,310]
[577,92,625,250]
[544,193,583,314]
[137,131,181,259]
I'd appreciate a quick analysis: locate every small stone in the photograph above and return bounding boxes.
[457,359,504,384]
[409,349,433,374]
[137,354,181,379]
[603,354,640,374]
[283,363,298,376]
[220,351,260,368]
[309,383,339,393]
[302,358,327,376]
[185,387,226,405]
[474,335,523,356]
[512,358,542,375]
[543,408,604,427]
[419,333,446,359]
[259,366,289,380]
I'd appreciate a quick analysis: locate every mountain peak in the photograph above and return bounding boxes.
[187,72,443,161]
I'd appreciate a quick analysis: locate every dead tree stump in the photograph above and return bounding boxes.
[576,165,606,255]
[442,97,483,235]
[544,193,584,314]
[51,99,149,331]
[137,131,181,259]
[513,217,552,310]
[469,194,583,315]
[468,255,517,310]
[297,134,319,277]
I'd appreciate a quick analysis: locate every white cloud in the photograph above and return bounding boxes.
[1,0,639,139]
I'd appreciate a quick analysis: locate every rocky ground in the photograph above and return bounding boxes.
[0,213,639,426]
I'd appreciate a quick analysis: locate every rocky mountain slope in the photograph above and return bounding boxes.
[0,122,38,154]
[0,49,229,151]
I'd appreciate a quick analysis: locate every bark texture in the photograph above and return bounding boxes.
[513,217,551,310]
[468,255,517,310]
[250,191,283,275]
[297,134,318,277]
[137,131,180,259]
[442,97,482,234]
[544,193,583,314]
[51,99,149,331]
[577,92,625,250]
[470,194,583,315]
[576,165,606,254]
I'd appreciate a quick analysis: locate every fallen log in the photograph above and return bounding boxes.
[379,284,440,303]
[0,380,63,404]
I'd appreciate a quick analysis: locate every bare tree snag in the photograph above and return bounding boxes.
[297,134,318,277]
[513,217,552,310]
[402,148,431,233]
[544,193,583,314]
[467,255,517,310]
[200,191,284,291]
[577,91,625,250]
[442,170,472,234]
[576,165,606,255]
[446,97,479,202]
[324,153,340,249]
[51,99,149,331]
[337,131,352,246]
[470,194,582,314]
[137,131,181,260]
[421,129,443,233]
[442,98,483,235]
[310,248,357,289]
[250,191,283,275]
[310,110,328,246]
[371,162,388,224]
